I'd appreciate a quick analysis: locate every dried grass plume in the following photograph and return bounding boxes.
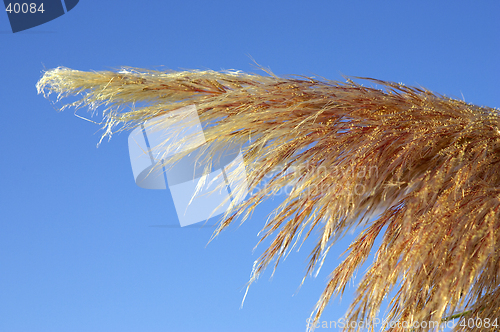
[37,67,500,331]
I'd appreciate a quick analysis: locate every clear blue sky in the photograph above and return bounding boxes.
[1,1,499,332]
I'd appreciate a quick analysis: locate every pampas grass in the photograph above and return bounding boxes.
[37,67,500,331]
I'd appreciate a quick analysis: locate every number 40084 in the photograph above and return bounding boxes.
[5,3,45,14]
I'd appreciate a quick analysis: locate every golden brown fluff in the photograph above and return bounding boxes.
[37,67,500,331]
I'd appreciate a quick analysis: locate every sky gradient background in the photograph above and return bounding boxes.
[1,1,499,331]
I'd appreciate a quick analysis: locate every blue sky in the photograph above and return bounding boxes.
[1,1,499,331]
